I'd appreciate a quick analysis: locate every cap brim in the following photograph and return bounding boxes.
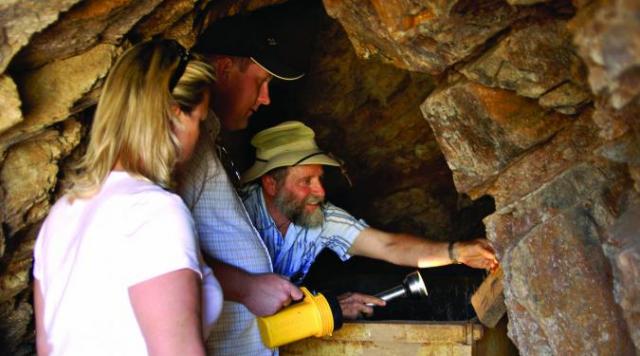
[251,57,304,81]
[242,150,339,184]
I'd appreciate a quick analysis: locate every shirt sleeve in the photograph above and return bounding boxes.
[122,193,202,287]
[321,203,369,261]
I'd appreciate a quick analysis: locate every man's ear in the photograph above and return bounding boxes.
[213,56,233,81]
[261,174,278,197]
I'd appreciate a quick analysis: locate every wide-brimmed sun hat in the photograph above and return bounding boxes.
[241,121,339,184]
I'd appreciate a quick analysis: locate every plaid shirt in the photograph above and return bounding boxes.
[178,116,275,356]
[242,184,368,285]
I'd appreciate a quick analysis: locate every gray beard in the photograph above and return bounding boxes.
[273,190,324,228]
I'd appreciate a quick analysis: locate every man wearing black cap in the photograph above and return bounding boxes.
[178,17,304,355]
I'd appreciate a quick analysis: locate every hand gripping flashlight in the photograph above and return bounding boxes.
[257,287,343,348]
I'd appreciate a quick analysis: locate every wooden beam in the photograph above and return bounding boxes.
[281,322,484,356]
[471,266,506,328]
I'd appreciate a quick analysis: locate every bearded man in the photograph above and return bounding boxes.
[240,121,499,319]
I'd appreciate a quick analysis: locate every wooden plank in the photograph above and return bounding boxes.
[281,339,474,356]
[280,322,483,356]
[319,321,483,344]
[471,266,506,328]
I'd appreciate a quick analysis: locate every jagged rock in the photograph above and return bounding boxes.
[1,119,82,235]
[323,0,521,74]
[572,0,640,109]
[132,0,199,40]
[461,17,589,102]
[421,79,570,196]
[163,11,199,47]
[484,109,599,207]
[484,162,628,255]
[538,81,591,114]
[608,194,640,349]
[14,0,162,70]
[0,44,119,155]
[0,75,22,135]
[592,99,635,141]
[503,298,553,354]
[0,237,34,304]
[0,0,80,72]
[0,226,36,354]
[505,209,634,355]
[0,300,33,356]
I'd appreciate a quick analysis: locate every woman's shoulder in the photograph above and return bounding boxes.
[104,172,188,214]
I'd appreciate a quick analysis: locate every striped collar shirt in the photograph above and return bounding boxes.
[242,184,368,285]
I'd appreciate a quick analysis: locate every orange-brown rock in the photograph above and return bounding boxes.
[572,0,640,109]
[506,209,634,354]
[421,79,570,196]
[323,0,521,74]
[461,16,592,114]
[485,109,599,207]
[14,0,161,70]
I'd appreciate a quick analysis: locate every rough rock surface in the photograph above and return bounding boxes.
[325,0,640,354]
[421,79,570,195]
[1,120,83,235]
[572,0,640,109]
[0,44,119,156]
[608,194,640,350]
[461,16,592,113]
[14,0,163,70]
[0,0,80,72]
[323,0,522,74]
[0,75,22,135]
[507,209,633,354]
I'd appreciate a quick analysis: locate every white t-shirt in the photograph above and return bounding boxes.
[33,171,222,356]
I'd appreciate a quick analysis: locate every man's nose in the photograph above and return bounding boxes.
[310,180,325,198]
[257,82,271,106]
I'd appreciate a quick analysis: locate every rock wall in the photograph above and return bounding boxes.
[0,1,285,354]
[324,0,639,354]
[0,0,638,354]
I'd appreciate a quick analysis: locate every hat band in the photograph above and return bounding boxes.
[292,151,327,166]
[255,151,327,166]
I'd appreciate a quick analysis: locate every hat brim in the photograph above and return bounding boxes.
[251,57,304,81]
[242,150,339,184]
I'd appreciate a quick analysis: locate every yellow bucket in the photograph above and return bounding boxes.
[257,287,339,348]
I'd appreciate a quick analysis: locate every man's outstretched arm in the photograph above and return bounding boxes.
[348,227,498,270]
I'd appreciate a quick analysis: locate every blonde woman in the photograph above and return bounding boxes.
[33,40,222,356]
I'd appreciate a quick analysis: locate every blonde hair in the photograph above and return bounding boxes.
[67,40,215,198]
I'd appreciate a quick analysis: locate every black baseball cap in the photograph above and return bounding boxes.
[194,16,304,81]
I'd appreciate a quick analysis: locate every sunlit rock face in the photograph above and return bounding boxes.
[325,0,639,354]
[0,0,639,354]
